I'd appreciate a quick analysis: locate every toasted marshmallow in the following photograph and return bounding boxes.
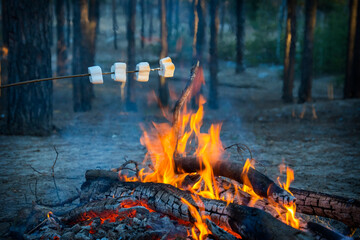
[111,62,127,82]
[88,66,103,84]
[136,62,150,82]
[158,57,175,78]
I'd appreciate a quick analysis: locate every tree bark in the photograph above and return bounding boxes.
[344,0,360,98]
[209,0,219,109]
[276,0,287,63]
[196,0,206,63]
[112,0,118,50]
[148,0,154,42]
[73,178,313,240]
[3,0,53,136]
[282,0,297,103]
[65,0,71,47]
[56,0,68,77]
[140,0,145,49]
[236,0,245,73]
[298,0,317,103]
[72,0,99,112]
[126,0,137,111]
[159,0,169,106]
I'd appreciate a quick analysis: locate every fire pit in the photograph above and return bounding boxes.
[14,64,359,240]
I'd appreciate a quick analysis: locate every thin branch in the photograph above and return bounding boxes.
[51,146,59,177]
[173,61,200,157]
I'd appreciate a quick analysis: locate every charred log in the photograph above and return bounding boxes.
[290,188,360,228]
[70,179,313,240]
[174,156,295,205]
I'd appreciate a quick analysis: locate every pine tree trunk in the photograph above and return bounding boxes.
[0,0,9,116]
[209,0,219,109]
[159,0,169,106]
[282,0,297,103]
[56,0,68,77]
[175,0,180,38]
[276,0,286,63]
[126,0,137,111]
[148,0,154,42]
[140,0,145,49]
[3,0,53,136]
[72,0,99,112]
[344,0,360,98]
[236,0,245,73]
[65,0,71,47]
[196,0,206,63]
[167,0,173,45]
[298,0,317,103]
[112,0,118,50]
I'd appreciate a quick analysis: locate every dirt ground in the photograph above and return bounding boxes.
[1,60,359,237]
[1,6,359,237]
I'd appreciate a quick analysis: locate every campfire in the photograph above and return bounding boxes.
[20,64,358,240]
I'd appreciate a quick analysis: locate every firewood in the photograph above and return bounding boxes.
[290,188,360,228]
[174,156,295,205]
[66,179,314,240]
[85,169,360,228]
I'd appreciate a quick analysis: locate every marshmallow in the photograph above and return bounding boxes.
[136,62,150,82]
[111,62,127,82]
[158,57,175,78]
[88,66,103,84]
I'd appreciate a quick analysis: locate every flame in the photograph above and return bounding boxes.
[240,159,262,206]
[277,165,300,229]
[181,196,210,240]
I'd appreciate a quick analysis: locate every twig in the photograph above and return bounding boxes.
[224,143,253,160]
[27,218,48,235]
[51,146,59,177]
[37,194,80,208]
[172,61,200,157]
[28,164,47,175]
[112,159,140,179]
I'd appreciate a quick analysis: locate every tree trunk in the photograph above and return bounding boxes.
[175,0,180,38]
[72,0,99,112]
[298,0,317,103]
[196,0,206,63]
[112,0,118,50]
[282,0,297,103]
[65,0,71,47]
[209,0,219,109]
[219,1,225,39]
[0,0,9,117]
[344,0,360,98]
[159,0,169,106]
[3,0,53,136]
[236,0,245,73]
[140,0,145,49]
[148,0,154,42]
[126,0,137,111]
[276,0,287,63]
[56,0,68,77]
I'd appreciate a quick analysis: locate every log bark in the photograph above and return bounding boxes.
[174,156,295,205]
[290,188,360,228]
[85,169,360,228]
[70,178,313,240]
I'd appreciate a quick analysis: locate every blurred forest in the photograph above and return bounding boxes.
[0,0,359,135]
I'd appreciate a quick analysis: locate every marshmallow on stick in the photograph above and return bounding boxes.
[111,63,127,82]
[88,66,103,84]
[136,62,150,82]
[158,57,175,78]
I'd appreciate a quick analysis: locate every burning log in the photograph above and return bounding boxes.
[174,155,295,205]
[86,169,360,229]
[67,178,313,240]
[290,187,360,228]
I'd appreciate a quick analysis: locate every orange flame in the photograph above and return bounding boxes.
[277,165,300,229]
[181,196,210,240]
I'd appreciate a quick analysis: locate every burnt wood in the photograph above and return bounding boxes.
[70,179,314,240]
[290,188,360,228]
[174,156,295,205]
